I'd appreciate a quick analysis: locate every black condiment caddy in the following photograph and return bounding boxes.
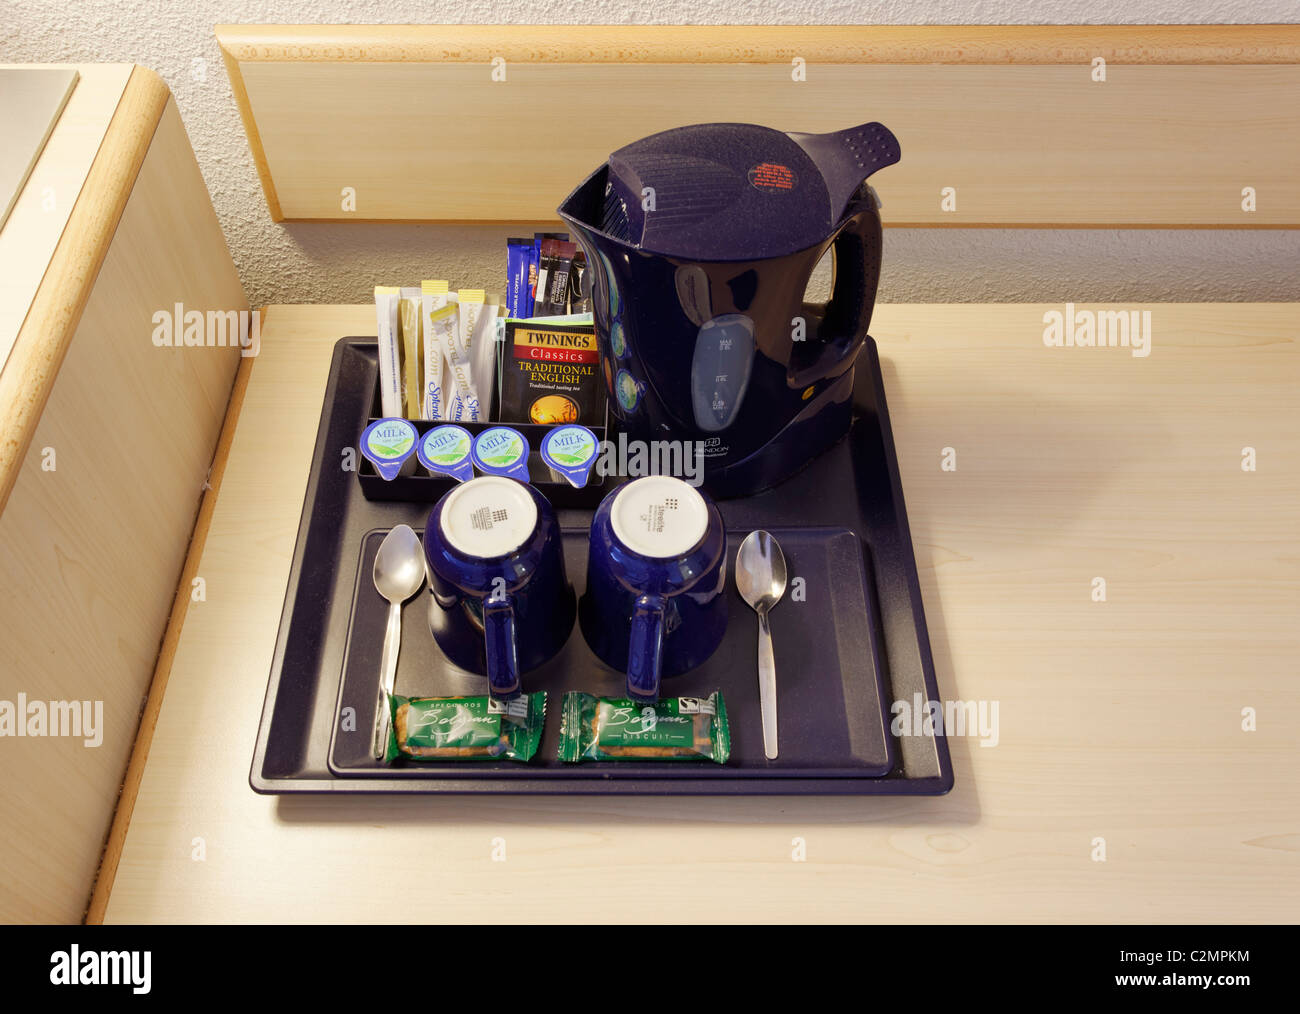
[356,373,612,509]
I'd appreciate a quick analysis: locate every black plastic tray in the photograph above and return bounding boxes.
[250,337,953,794]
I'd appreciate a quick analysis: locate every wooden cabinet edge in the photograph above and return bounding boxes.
[212,23,1300,64]
[0,65,169,518]
[216,40,283,222]
[0,68,247,923]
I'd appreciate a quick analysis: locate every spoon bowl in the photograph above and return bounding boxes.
[371,524,427,758]
[374,523,426,604]
[736,530,788,613]
[736,530,787,760]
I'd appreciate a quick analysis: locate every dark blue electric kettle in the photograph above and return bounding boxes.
[558,120,900,497]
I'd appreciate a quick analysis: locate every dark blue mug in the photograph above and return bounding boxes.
[579,476,727,701]
[424,476,575,698]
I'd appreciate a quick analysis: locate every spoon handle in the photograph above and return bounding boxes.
[758,610,777,759]
[372,601,402,759]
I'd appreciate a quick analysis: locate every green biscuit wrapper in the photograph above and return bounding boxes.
[558,691,730,763]
[386,692,546,763]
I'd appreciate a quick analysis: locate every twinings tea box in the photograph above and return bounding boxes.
[499,320,605,426]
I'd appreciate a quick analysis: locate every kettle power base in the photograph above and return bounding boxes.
[250,338,953,795]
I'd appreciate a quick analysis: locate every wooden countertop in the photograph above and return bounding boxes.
[99,303,1299,923]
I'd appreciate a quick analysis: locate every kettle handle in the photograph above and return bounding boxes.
[789,197,882,389]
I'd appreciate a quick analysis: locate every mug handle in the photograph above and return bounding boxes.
[788,198,881,389]
[483,591,521,699]
[626,594,666,702]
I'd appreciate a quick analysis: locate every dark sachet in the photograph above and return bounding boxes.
[534,238,576,316]
[498,319,605,425]
[568,249,592,313]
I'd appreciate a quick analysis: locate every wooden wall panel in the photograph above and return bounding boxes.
[216,25,1300,226]
[0,92,246,923]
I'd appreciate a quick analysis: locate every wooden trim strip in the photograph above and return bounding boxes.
[0,66,169,517]
[218,40,283,222]
[84,331,257,925]
[214,24,1300,65]
[257,217,1300,231]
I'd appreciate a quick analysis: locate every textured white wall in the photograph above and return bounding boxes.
[4,1,1298,307]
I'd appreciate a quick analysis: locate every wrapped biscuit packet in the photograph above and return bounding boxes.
[558,691,730,763]
[386,692,546,763]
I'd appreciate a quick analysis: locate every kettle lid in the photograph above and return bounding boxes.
[598,121,900,260]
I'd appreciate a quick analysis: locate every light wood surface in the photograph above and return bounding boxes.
[0,64,131,379]
[0,68,78,231]
[101,302,1299,924]
[0,85,247,923]
[215,25,1300,226]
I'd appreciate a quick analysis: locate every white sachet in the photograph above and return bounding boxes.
[420,280,450,419]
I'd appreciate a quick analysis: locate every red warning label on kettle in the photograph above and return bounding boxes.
[748,162,797,192]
